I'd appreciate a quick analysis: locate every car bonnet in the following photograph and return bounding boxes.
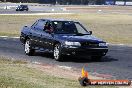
[55,34,104,42]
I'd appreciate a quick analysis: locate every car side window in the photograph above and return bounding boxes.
[75,22,88,34]
[33,20,46,31]
[43,21,53,33]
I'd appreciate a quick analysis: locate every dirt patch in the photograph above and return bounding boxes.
[29,62,132,88]
[29,62,101,80]
[29,63,132,88]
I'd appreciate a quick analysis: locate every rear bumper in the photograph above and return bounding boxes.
[61,46,108,56]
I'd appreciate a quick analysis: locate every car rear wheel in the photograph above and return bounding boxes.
[54,44,63,61]
[25,39,35,56]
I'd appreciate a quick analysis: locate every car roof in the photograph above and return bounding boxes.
[39,19,76,22]
[20,5,28,6]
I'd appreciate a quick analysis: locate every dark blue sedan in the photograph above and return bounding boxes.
[20,19,108,61]
[16,5,28,11]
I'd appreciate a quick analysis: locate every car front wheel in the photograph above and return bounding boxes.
[53,44,63,61]
[25,39,35,56]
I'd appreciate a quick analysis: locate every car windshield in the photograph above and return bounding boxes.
[18,5,27,8]
[52,21,90,35]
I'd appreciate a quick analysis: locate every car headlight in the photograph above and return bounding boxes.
[65,41,81,46]
[99,43,107,46]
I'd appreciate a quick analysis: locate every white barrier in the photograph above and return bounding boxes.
[115,1,124,5]
[126,2,132,5]
[116,1,132,5]
[3,6,17,9]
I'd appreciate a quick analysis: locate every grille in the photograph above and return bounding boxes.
[81,42,99,47]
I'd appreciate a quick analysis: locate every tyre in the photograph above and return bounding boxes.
[53,44,63,61]
[91,56,102,61]
[24,39,35,56]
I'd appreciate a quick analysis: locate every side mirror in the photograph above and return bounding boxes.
[24,25,28,27]
[89,31,92,35]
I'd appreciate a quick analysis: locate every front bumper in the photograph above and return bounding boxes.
[61,45,108,56]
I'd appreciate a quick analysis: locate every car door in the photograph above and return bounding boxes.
[29,20,39,46]
[30,20,45,47]
[40,21,54,50]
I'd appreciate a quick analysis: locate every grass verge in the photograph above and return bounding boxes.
[0,56,117,88]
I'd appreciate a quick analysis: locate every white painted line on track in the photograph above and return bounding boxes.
[0,36,19,39]
[32,61,41,65]
[12,37,20,39]
[107,43,126,46]
[107,43,132,47]
[0,36,8,38]
[57,65,72,70]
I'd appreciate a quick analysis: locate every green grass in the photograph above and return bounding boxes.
[0,56,117,88]
[0,13,132,44]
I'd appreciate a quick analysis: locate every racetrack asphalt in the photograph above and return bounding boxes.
[0,37,132,80]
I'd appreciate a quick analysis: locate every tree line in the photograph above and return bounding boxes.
[1,0,132,5]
